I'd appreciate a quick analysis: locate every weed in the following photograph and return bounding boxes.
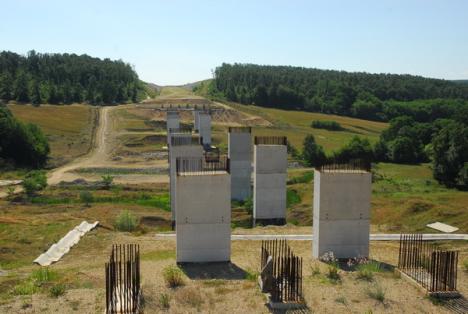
[114,210,138,232]
[335,296,347,305]
[463,260,468,272]
[12,281,37,296]
[326,263,341,283]
[357,268,374,281]
[367,283,386,302]
[49,284,66,298]
[311,264,321,277]
[286,189,301,207]
[159,293,170,309]
[101,175,114,189]
[163,265,185,288]
[287,171,314,185]
[245,269,258,281]
[31,268,57,285]
[6,186,15,199]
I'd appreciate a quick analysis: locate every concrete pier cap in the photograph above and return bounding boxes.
[253,136,288,226]
[175,156,231,263]
[312,162,372,259]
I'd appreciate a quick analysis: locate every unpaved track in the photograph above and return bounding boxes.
[48,106,111,185]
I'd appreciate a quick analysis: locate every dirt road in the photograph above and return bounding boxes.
[47,106,110,184]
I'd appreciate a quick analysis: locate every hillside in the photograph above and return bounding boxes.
[209,63,468,122]
[0,50,147,105]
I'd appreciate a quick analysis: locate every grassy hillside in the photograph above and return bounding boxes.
[7,104,97,168]
[227,102,387,152]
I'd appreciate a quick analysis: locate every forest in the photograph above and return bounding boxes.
[211,63,468,122]
[0,50,145,105]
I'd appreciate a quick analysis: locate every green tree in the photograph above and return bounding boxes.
[432,122,468,188]
[13,70,29,102]
[302,135,327,167]
[333,136,374,164]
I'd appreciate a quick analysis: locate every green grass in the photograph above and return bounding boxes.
[141,250,175,261]
[227,102,388,153]
[30,192,170,211]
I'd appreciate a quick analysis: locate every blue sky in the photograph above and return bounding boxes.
[1,0,467,85]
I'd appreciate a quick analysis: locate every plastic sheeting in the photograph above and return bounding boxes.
[34,221,99,266]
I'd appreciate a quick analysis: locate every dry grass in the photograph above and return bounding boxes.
[7,104,96,167]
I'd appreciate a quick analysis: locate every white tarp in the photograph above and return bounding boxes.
[34,221,99,266]
[427,222,459,233]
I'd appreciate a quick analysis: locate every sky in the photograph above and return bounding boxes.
[1,0,468,85]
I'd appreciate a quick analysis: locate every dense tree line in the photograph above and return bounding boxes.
[211,63,468,122]
[0,50,145,105]
[0,105,49,168]
[301,117,468,189]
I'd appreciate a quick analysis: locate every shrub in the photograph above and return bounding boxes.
[22,170,47,196]
[367,283,386,302]
[302,134,327,167]
[101,175,114,189]
[159,293,170,309]
[311,120,344,131]
[163,265,185,288]
[79,190,94,206]
[114,210,138,232]
[49,284,66,298]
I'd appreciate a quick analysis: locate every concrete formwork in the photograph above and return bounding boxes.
[175,160,231,263]
[228,127,252,201]
[253,137,287,225]
[312,169,372,259]
[197,111,211,145]
[169,135,203,224]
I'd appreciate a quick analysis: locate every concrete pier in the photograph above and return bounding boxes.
[193,110,199,132]
[169,135,203,225]
[175,157,231,262]
[197,111,211,146]
[312,165,372,259]
[228,127,252,201]
[253,136,287,226]
[166,111,180,131]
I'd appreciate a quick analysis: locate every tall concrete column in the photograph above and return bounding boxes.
[312,165,371,259]
[198,111,211,146]
[169,135,203,226]
[228,127,252,201]
[166,111,180,130]
[175,157,231,263]
[253,136,287,226]
[193,110,199,132]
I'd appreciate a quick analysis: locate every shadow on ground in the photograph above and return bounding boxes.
[265,303,311,314]
[441,295,468,314]
[178,262,247,280]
